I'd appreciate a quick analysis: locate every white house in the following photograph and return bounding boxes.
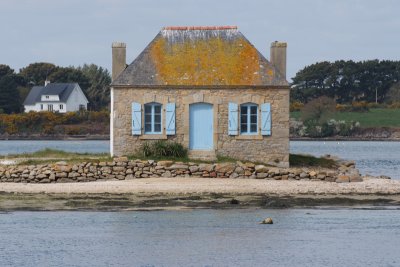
[23,82,89,113]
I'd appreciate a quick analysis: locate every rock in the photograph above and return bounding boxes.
[379,175,391,179]
[309,171,317,177]
[199,164,214,172]
[157,161,174,167]
[114,157,128,162]
[189,166,199,173]
[215,163,236,173]
[168,164,189,170]
[113,166,125,172]
[234,166,244,175]
[245,162,255,169]
[55,161,68,166]
[39,178,50,183]
[344,161,355,167]
[229,173,239,179]
[162,171,172,177]
[260,218,273,224]
[230,199,239,205]
[255,165,268,173]
[256,173,268,179]
[316,174,326,180]
[336,175,350,183]
[299,172,309,178]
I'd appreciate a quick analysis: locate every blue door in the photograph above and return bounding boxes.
[189,103,213,150]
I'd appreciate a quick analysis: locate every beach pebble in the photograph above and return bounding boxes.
[260,218,273,224]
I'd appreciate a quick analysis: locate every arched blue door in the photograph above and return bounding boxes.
[189,103,213,150]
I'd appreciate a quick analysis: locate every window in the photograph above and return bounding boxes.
[48,104,53,112]
[240,103,258,134]
[79,104,86,111]
[40,104,43,110]
[59,104,63,110]
[45,95,49,99]
[144,103,162,134]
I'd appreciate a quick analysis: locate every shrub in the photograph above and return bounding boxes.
[301,96,336,124]
[290,101,304,112]
[350,101,369,112]
[139,141,188,158]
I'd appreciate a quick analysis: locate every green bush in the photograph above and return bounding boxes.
[139,141,188,158]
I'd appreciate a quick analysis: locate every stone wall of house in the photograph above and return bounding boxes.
[112,87,289,167]
[0,157,363,183]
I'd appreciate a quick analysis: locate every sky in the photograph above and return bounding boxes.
[0,0,399,81]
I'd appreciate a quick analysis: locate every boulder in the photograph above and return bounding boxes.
[215,163,236,173]
[260,218,273,224]
[157,161,174,167]
[168,164,189,170]
[199,164,214,172]
[256,173,268,179]
[189,166,199,173]
[255,165,268,173]
[309,171,317,177]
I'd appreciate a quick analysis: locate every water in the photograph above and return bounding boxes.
[291,141,400,179]
[0,209,399,267]
[0,140,399,179]
[0,140,109,155]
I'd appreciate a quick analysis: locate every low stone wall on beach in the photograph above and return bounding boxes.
[0,157,364,184]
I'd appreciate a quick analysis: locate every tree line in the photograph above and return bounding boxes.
[291,60,400,104]
[0,63,111,114]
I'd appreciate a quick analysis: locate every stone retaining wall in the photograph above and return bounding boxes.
[0,157,363,184]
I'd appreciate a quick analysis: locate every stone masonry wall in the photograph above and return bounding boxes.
[0,157,363,184]
[112,87,290,167]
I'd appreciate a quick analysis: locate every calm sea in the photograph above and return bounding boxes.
[0,209,399,267]
[0,140,398,179]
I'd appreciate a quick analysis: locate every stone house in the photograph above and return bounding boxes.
[110,26,289,167]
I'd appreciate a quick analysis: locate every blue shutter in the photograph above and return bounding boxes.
[261,103,271,136]
[132,102,142,135]
[166,103,176,135]
[228,102,238,135]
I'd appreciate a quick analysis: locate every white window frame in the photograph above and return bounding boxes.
[144,102,162,134]
[240,103,258,135]
[45,95,49,99]
[59,104,63,110]
[48,104,53,112]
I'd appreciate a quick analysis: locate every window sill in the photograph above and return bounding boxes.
[139,134,168,140]
[235,135,263,140]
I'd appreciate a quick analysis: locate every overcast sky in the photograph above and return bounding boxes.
[1,0,399,80]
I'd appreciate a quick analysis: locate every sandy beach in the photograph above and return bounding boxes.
[1,177,400,195]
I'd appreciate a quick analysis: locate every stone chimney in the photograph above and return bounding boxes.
[112,42,126,81]
[270,41,287,79]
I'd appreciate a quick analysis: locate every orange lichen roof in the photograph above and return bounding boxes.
[112,26,288,87]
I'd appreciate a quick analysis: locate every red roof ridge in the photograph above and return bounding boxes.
[163,26,237,30]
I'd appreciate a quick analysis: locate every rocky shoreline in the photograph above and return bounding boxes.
[0,156,365,184]
[0,178,399,211]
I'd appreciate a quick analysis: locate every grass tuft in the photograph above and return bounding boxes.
[289,153,336,168]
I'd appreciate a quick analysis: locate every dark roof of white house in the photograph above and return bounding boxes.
[23,83,78,105]
[112,26,288,87]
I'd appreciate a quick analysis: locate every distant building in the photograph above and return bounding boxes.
[23,82,89,113]
[110,26,289,166]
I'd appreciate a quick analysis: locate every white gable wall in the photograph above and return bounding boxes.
[65,86,89,112]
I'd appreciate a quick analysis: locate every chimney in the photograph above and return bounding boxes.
[270,41,287,79]
[45,80,50,86]
[112,42,126,81]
